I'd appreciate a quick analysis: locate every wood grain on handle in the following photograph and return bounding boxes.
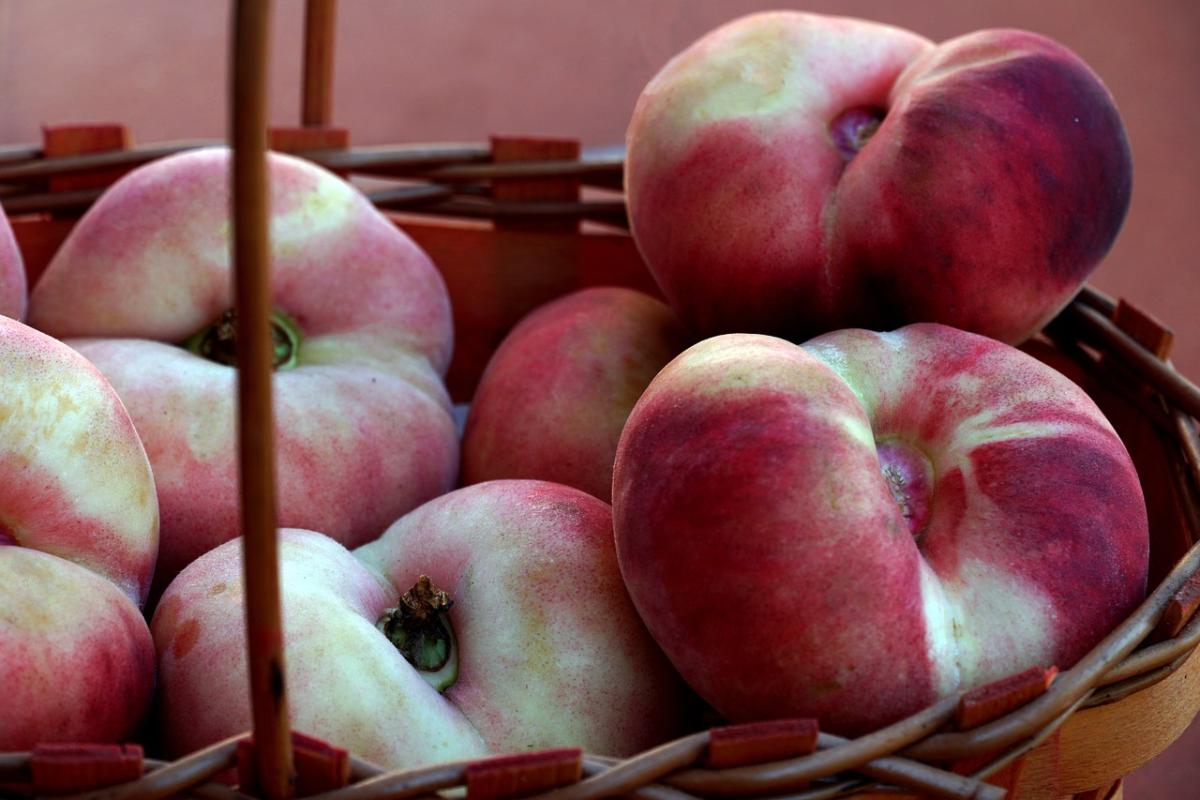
[232,1,294,798]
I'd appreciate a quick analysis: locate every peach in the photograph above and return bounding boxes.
[27,147,459,598]
[461,287,689,501]
[612,324,1148,735]
[625,12,1132,344]
[152,482,691,768]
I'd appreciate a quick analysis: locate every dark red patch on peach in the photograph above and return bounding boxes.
[831,38,1131,342]
[918,467,971,577]
[968,435,1148,664]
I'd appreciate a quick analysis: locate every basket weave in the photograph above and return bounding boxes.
[2,3,1199,799]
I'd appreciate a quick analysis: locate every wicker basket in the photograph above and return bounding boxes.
[2,3,1198,799]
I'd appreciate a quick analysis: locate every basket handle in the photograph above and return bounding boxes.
[231,0,294,797]
[303,0,338,127]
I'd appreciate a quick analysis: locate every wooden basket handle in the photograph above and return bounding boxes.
[231,1,293,797]
[303,0,337,127]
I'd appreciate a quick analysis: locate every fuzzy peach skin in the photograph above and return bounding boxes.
[0,203,27,320]
[153,483,691,768]
[27,147,458,598]
[1,315,157,748]
[625,12,1132,345]
[613,324,1148,735]
[461,287,689,502]
[0,315,158,603]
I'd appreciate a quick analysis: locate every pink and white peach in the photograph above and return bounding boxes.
[613,324,1148,735]
[1,315,158,748]
[625,12,1133,344]
[28,148,459,597]
[153,481,690,768]
[462,287,689,502]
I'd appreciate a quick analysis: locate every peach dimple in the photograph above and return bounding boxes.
[829,106,886,159]
[876,438,934,537]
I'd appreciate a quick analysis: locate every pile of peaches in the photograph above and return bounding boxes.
[1,11,1150,766]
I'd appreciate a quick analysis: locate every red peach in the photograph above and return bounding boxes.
[626,12,1132,344]
[462,287,689,501]
[613,324,1148,735]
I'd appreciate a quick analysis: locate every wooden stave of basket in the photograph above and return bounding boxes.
[3,4,1200,799]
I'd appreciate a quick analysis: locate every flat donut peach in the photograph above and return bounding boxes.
[612,323,1148,735]
[625,12,1132,345]
[152,482,692,769]
[27,147,459,598]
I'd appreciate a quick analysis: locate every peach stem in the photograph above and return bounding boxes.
[182,308,301,370]
[376,576,459,690]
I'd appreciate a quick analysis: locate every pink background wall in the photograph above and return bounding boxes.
[1,0,1197,378]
